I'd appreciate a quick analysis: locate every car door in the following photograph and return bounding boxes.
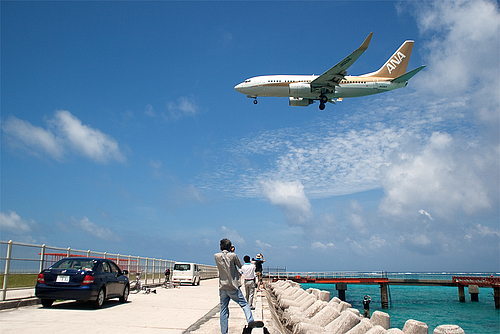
[98,261,116,296]
[108,261,125,296]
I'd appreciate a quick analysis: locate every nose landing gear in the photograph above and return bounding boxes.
[253,98,258,105]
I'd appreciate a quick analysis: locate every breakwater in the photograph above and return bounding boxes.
[268,279,465,334]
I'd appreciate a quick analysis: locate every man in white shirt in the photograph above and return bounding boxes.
[240,255,256,309]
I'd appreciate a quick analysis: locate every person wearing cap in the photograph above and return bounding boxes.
[214,238,263,334]
[363,295,372,318]
[252,253,265,290]
[240,255,257,309]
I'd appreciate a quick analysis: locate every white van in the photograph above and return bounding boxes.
[172,262,200,285]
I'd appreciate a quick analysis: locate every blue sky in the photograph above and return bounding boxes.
[1,1,499,272]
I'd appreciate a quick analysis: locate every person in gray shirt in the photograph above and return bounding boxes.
[214,238,263,334]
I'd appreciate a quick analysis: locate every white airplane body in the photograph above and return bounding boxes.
[234,33,425,110]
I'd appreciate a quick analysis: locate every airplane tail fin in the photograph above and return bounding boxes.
[365,40,414,79]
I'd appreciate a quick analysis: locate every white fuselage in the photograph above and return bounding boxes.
[234,74,406,101]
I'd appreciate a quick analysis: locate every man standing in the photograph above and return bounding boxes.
[241,255,256,309]
[214,238,263,334]
[252,253,265,290]
[363,295,372,318]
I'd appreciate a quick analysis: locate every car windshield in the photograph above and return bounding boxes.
[52,259,96,271]
[174,264,191,271]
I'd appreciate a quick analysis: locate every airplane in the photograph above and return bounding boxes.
[234,32,425,110]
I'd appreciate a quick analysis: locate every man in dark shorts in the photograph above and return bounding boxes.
[252,253,265,290]
[363,295,372,318]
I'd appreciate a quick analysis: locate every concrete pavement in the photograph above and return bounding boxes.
[0,278,280,334]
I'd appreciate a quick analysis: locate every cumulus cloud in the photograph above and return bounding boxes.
[379,132,493,221]
[411,0,499,125]
[261,180,312,225]
[2,110,125,164]
[72,216,116,240]
[0,211,36,234]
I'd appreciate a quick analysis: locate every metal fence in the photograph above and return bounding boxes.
[0,240,218,301]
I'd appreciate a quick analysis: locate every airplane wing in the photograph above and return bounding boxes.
[311,32,373,90]
[391,65,426,83]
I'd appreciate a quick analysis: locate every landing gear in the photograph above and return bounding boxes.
[253,98,258,105]
[319,94,327,110]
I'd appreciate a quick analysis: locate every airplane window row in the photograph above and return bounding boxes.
[341,80,368,84]
[268,80,312,83]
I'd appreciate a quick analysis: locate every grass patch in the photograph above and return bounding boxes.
[0,274,38,288]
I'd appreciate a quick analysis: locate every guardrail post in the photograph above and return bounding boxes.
[87,250,91,257]
[145,258,149,284]
[39,244,46,272]
[152,258,155,283]
[67,247,71,257]
[2,240,13,301]
[103,252,107,259]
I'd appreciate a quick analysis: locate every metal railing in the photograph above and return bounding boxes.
[0,240,218,301]
[264,270,497,282]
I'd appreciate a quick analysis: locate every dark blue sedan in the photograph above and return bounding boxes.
[35,257,130,308]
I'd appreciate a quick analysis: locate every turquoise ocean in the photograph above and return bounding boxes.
[300,273,500,334]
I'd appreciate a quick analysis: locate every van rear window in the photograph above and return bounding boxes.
[174,264,191,271]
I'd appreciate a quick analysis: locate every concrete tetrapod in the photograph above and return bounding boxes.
[433,325,465,334]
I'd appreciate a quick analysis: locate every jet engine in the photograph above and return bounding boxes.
[289,82,312,96]
[289,97,313,107]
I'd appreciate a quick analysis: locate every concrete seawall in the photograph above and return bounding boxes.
[267,279,466,334]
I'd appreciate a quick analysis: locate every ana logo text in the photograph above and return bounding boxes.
[386,52,406,74]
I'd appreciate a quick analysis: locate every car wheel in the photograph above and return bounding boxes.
[119,285,129,303]
[93,288,105,309]
[41,299,54,307]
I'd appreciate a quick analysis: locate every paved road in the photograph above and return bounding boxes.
[0,278,276,334]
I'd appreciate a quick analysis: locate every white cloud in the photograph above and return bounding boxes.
[166,96,199,120]
[379,132,493,221]
[72,216,115,240]
[2,110,125,164]
[261,180,312,226]
[475,224,500,238]
[53,110,125,163]
[220,226,245,246]
[145,104,156,117]
[412,0,500,125]
[311,241,335,250]
[0,211,35,234]
[255,239,271,248]
[419,210,434,220]
[2,116,64,160]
